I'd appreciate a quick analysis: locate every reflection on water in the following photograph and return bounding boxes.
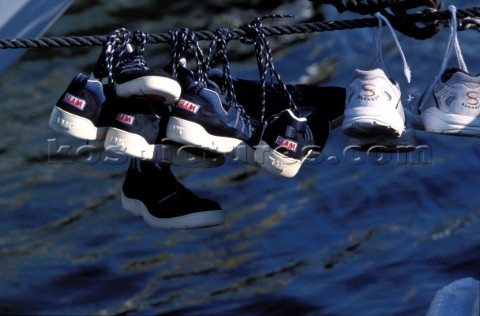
[0,0,479,315]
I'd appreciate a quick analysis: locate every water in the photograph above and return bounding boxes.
[0,1,479,315]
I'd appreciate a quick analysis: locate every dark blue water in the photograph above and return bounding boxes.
[0,1,479,315]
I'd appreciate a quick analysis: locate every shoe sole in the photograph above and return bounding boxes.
[166,116,245,154]
[342,107,405,138]
[115,76,181,103]
[349,127,417,152]
[49,106,107,140]
[122,193,224,229]
[104,127,225,168]
[254,140,312,178]
[105,127,155,160]
[422,107,480,136]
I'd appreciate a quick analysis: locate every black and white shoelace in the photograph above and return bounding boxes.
[117,30,150,74]
[239,15,300,125]
[169,27,205,81]
[205,28,252,136]
[104,28,131,86]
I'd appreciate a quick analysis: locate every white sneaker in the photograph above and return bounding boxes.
[343,68,406,139]
[348,94,422,151]
[343,12,412,146]
[417,5,480,136]
[421,69,480,136]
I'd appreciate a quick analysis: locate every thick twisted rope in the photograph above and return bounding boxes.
[0,6,478,49]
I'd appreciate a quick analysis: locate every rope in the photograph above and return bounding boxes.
[0,6,478,49]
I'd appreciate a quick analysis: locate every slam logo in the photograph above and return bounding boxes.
[178,99,200,114]
[64,93,86,111]
[116,113,135,125]
[275,136,298,152]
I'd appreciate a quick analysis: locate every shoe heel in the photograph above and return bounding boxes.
[121,193,144,217]
[104,127,155,160]
[49,106,106,140]
[166,116,242,154]
[254,141,303,178]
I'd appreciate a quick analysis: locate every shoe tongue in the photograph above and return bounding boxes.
[176,66,197,89]
[280,110,307,132]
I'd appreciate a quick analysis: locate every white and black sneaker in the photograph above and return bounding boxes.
[208,69,339,166]
[166,67,255,154]
[104,95,224,167]
[254,109,318,177]
[49,28,130,140]
[208,68,346,129]
[122,159,224,229]
[49,73,116,140]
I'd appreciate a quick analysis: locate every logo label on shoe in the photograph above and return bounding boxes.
[178,99,200,114]
[359,84,379,101]
[275,136,298,152]
[464,91,480,109]
[64,93,86,111]
[116,113,135,125]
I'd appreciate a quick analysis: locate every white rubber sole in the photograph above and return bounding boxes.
[115,76,181,103]
[349,126,416,152]
[166,116,245,154]
[121,193,224,229]
[342,106,405,138]
[104,127,155,160]
[254,140,312,178]
[422,107,480,136]
[229,143,257,166]
[49,106,107,140]
[104,127,224,168]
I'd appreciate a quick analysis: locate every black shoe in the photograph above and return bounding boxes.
[104,95,224,167]
[208,68,346,128]
[49,73,116,140]
[209,69,334,176]
[166,67,256,155]
[122,160,224,229]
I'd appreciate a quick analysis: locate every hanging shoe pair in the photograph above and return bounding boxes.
[49,28,224,229]
[49,28,223,168]
[342,12,416,151]
[207,69,341,173]
[165,19,329,178]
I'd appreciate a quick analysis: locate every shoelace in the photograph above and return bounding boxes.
[373,12,411,83]
[118,30,150,72]
[104,28,131,86]
[439,5,468,73]
[205,28,251,134]
[239,15,300,125]
[419,5,466,112]
[169,28,205,81]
